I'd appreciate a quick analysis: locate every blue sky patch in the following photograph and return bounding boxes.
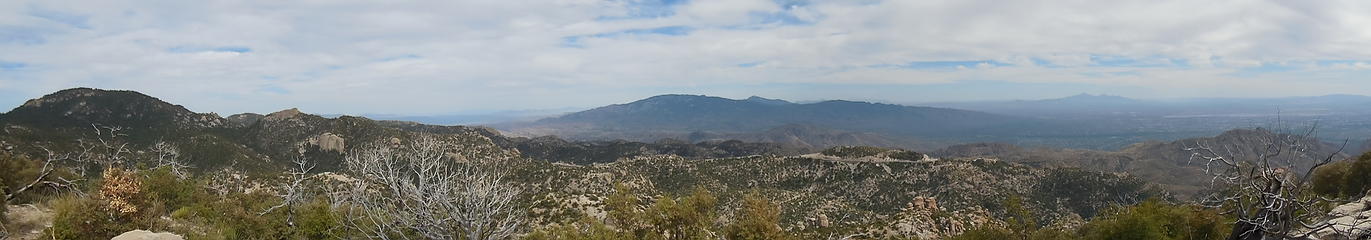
[596,0,687,21]
[1088,55,1185,68]
[0,61,27,70]
[562,26,693,47]
[0,27,49,45]
[882,60,1011,70]
[168,46,253,53]
[27,6,91,29]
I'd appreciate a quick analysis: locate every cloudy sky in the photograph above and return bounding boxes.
[2,0,1369,115]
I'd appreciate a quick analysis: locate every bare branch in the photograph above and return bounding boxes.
[334,136,525,240]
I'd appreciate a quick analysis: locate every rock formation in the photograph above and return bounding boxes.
[309,133,346,153]
[111,230,185,240]
[1308,190,1371,239]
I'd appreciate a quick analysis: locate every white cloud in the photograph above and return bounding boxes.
[1,0,1370,114]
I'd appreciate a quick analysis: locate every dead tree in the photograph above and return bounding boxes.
[1186,123,1351,240]
[335,137,524,240]
[150,141,191,179]
[4,147,84,201]
[261,156,316,227]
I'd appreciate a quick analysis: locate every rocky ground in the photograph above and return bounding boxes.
[1306,190,1371,239]
[3,204,53,240]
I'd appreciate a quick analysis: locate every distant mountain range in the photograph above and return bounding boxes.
[926,93,1371,118]
[932,128,1352,197]
[490,93,1371,150]
[494,94,1053,150]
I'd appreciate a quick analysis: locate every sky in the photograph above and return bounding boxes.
[1,0,1370,115]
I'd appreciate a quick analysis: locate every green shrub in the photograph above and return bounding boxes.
[724,192,791,240]
[949,196,1073,240]
[46,195,146,240]
[888,150,925,161]
[194,191,293,239]
[822,146,888,158]
[295,199,342,239]
[525,217,632,240]
[1,152,73,203]
[532,185,722,240]
[642,188,718,239]
[139,167,204,213]
[1077,199,1229,240]
[1,192,7,225]
[1033,168,1152,218]
[1312,152,1371,197]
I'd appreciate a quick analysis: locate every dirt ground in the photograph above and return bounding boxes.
[3,204,54,240]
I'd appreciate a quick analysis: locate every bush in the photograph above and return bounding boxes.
[1,193,7,225]
[139,167,204,213]
[1033,168,1152,218]
[1,152,74,203]
[822,146,888,158]
[46,195,148,240]
[724,192,791,240]
[949,196,1072,240]
[888,150,925,161]
[642,188,718,239]
[525,217,632,240]
[1077,199,1229,240]
[531,186,721,240]
[1312,152,1371,197]
[192,191,293,239]
[294,199,342,239]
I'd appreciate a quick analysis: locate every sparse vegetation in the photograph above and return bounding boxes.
[822,146,888,158]
[723,192,791,240]
[1312,152,1371,198]
[1077,199,1229,240]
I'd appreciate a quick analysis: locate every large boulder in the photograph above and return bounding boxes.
[110,230,184,240]
[310,132,346,153]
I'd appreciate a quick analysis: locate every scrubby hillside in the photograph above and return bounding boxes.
[932,128,1351,198]
[514,153,1155,239]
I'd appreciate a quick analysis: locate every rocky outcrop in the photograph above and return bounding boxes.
[309,133,346,153]
[226,113,265,128]
[1308,191,1371,239]
[263,108,303,122]
[111,230,185,240]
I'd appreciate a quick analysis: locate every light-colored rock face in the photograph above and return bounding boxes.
[309,133,346,153]
[1311,194,1371,239]
[111,230,185,240]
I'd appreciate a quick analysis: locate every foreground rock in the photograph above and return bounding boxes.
[3,204,53,240]
[110,230,185,240]
[1307,191,1371,239]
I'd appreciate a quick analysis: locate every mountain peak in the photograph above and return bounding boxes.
[20,87,133,109]
[3,87,224,129]
[745,96,793,105]
[264,108,305,121]
[636,94,727,102]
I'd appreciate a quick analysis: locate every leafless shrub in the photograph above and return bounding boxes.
[149,141,191,179]
[334,136,524,240]
[1185,122,1351,239]
[260,156,316,226]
